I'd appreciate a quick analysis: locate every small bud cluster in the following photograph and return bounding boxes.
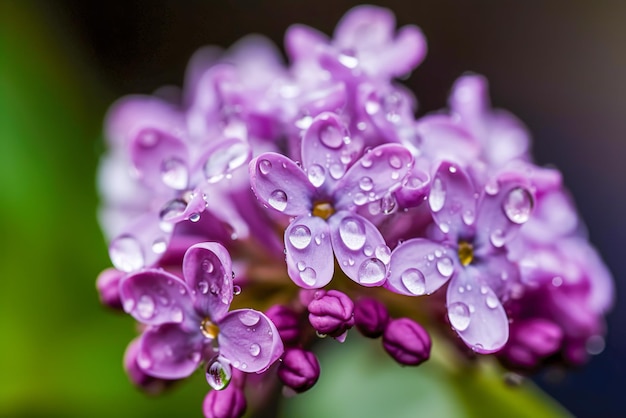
[96,5,613,417]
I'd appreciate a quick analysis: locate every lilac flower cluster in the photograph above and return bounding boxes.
[96,5,613,417]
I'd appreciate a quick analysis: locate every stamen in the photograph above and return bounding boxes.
[458,241,474,266]
[312,201,335,220]
[200,318,220,339]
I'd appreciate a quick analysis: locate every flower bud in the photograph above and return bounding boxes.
[96,268,125,310]
[265,305,301,347]
[203,384,247,418]
[307,290,354,338]
[382,317,431,366]
[500,318,563,369]
[123,338,174,395]
[354,297,389,338]
[277,348,320,393]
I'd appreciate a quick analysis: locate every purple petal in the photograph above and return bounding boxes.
[120,269,195,326]
[249,153,314,216]
[285,24,328,62]
[416,115,480,164]
[218,309,284,373]
[130,128,190,192]
[334,144,413,211]
[378,25,427,77]
[301,112,357,190]
[334,5,396,48]
[446,268,509,353]
[196,133,251,184]
[329,211,389,287]
[183,242,234,322]
[137,324,203,379]
[428,161,477,238]
[474,172,534,250]
[157,188,208,225]
[387,238,455,296]
[285,215,334,288]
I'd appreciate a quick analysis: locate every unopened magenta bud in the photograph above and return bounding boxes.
[307,290,354,338]
[501,319,563,369]
[203,384,247,418]
[265,305,301,347]
[354,297,389,338]
[96,268,125,310]
[277,348,320,393]
[383,317,431,366]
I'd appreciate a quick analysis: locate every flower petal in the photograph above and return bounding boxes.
[428,161,477,238]
[285,215,334,289]
[285,24,328,62]
[249,153,314,216]
[120,269,195,326]
[446,267,509,353]
[183,242,234,322]
[137,324,203,379]
[334,144,413,211]
[218,309,284,373]
[329,211,389,287]
[386,238,455,296]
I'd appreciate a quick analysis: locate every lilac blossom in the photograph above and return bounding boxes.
[119,242,283,386]
[383,317,431,366]
[387,161,535,353]
[250,112,413,288]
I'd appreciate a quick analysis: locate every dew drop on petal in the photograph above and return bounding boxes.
[375,245,391,264]
[485,180,499,195]
[233,285,242,296]
[249,343,261,357]
[189,213,201,222]
[357,258,386,285]
[288,225,312,249]
[485,294,499,309]
[381,193,397,214]
[198,281,209,295]
[110,235,144,272]
[338,50,359,69]
[206,358,232,391]
[137,352,152,370]
[268,190,288,211]
[389,155,402,169]
[159,199,187,222]
[436,257,454,277]
[259,159,272,175]
[307,164,326,187]
[329,163,345,180]
[239,311,260,326]
[429,177,446,212]
[363,245,373,257]
[136,295,156,319]
[301,267,317,286]
[462,209,475,225]
[160,158,188,190]
[490,229,506,248]
[339,217,366,251]
[202,259,214,273]
[320,125,343,149]
[360,157,373,168]
[151,238,167,254]
[359,177,373,191]
[401,268,426,295]
[171,306,184,322]
[448,301,471,331]
[204,141,250,183]
[502,187,533,224]
[353,192,367,205]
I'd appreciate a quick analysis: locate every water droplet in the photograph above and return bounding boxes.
[429,177,446,212]
[339,217,366,251]
[329,163,345,180]
[307,164,326,187]
[249,343,261,357]
[206,358,232,391]
[439,222,450,234]
[198,281,209,294]
[239,311,260,326]
[401,268,426,295]
[381,193,397,214]
[485,180,499,195]
[462,209,475,225]
[552,276,563,287]
[375,245,391,264]
[110,235,144,272]
[159,199,187,222]
[365,97,381,115]
[357,258,386,284]
[233,285,242,295]
[389,155,402,169]
[202,259,214,273]
[480,285,488,294]
[490,229,505,248]
[320,125,343,149]
[259,159,272,175]
[448,301,471,331]
[136,295,156,319]
[436,257,454,277]
[485,294,499,309]
[353,192,367,205]
[502,187,533,224]
[268,190,288,211]
[314,235,322,245]
[338,50,359,69]
[137,352,152,370]
[297,261,306,271]
[160,158,188,190]
[359,177,373,191]
[171,306,184,322]
[138,130,159,147]
[288,224,312,250]
[301,267,317,286]
[360,157,373,168]
[151,238,167,254]
[363,245,373,257]
[189,213,200,222]
[204,141,250,183]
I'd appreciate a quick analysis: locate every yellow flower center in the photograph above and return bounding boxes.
[200,318,220,339]
[458,241,474,266]
[312,201,335,220]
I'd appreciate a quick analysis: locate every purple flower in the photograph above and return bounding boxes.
[382,317,431,366]
[250,112,413,288]
[277,348,321,393]
[499,319,563,369]
[387,161,535,353]
[354,297,389,338]
[119,242,283,386]
[203,383,247,418]
[307,290,354,340]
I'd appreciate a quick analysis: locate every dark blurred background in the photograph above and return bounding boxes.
[1,1,624,417]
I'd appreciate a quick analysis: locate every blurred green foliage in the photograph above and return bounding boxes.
[0,3,570,417]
